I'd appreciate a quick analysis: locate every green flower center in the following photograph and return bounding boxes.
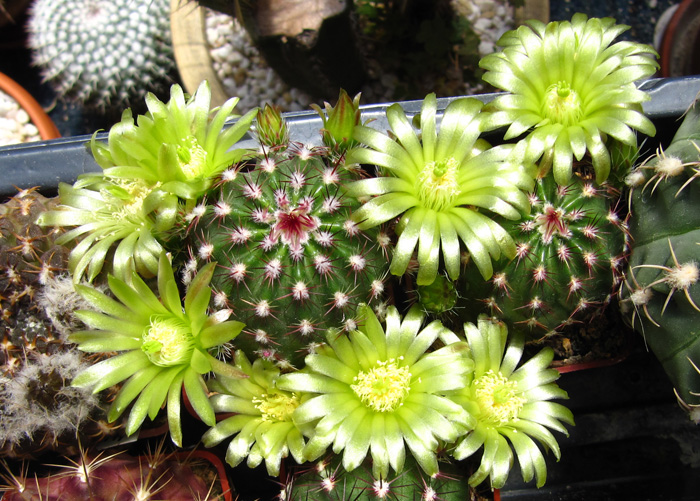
[142,316,195,366]
[351,359,411,412]
[177,136,209,179]
[106,179,155,222]
[473,370,526,426]
[253,392,300,422]
[417,157,461,211]
[542,81,583,126]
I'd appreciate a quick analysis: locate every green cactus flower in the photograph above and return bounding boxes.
[480,13,658,185]
[202,350,306,476]
[89,80,257,203]
[346,93,534,285]
[69,253,245,446]
[277,304,473,478]
[447,315,574,489]
[36,177,177,282]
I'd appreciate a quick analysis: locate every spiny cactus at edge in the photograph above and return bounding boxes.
[620,99,700,417]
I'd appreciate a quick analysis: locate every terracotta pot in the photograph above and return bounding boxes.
[659,0,700,77]
[0,71,60,141]
[174,449,235,501]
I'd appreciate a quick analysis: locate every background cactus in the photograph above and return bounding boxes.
[281,454,473,500]
[0,189,119,457]
[461,172,629,339]
[184,107,390,369]
[620,100,700,414]
[27,0,174,110]
[1,445,226,500]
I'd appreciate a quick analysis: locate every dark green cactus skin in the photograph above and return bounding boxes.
[620,102,700,407]
[187,144,389,368]
[283,455,472,500]
[463,174,628,339]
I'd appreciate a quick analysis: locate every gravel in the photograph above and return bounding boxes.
[0,90,41,146]
[204,0,515,110]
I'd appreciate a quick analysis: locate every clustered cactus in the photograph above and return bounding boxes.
[7,10,694,500]
[463,173,629,338]
[27,0,175,110]
[184,102,390,369]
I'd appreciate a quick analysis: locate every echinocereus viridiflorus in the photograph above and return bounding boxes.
[277,304,473,478]
[346,93,534,285]
[69,253,245,446]
[37,81,257,283]
[480,13,658,185]
[202,350,306,476]
[89,80,257,204]
[446,315,574,489]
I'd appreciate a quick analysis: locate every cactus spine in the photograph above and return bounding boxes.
[620,100,700,414]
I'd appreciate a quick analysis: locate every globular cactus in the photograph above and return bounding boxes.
[0,188,71,376]
[280,454,472,500]
[620,100,700,417]
[462,173,629,339]
[0,350,113,459]
[1,445,225,500]
[184,103,390,369]
[27,0,174,110]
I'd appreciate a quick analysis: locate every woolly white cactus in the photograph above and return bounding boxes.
[27,0,174,108]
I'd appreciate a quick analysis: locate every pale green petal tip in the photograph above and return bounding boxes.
[482,14,657,184]
[451,315,573,488]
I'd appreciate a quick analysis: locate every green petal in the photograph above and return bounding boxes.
[384,414,406,473]
[342,412,372,471]
[386,103,423,166]
[72,350,151,392]
[199,320,244,349]
[202,414,251,447]
[390,208,425,277]
[168,371,186,447]
[305,353,357,384]
[352,192,418,229]
[109,364,162,420]
[184,369,215,426]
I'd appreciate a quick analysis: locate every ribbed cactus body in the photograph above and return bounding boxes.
[283,455,472,500]
[464,174,628,338]
[187,144,389,368]
[27,0,173,109]
[620,102,700,410]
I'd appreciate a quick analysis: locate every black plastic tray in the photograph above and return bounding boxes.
[1,76,699,198]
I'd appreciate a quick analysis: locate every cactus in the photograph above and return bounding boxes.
[0,444,225,500]
[281,454,472,500]
[462,172,629,339]
[27,0,174,110]
[184,103,390,369]
[620,100,700,415]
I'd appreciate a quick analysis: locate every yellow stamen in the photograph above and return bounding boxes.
[253,392,300,422]
[177,136,208,179]
[142,316,194,366]
[542,81,583,126]
[351,359,411,412]
[473,370,526,426]
[417,157,461,211]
